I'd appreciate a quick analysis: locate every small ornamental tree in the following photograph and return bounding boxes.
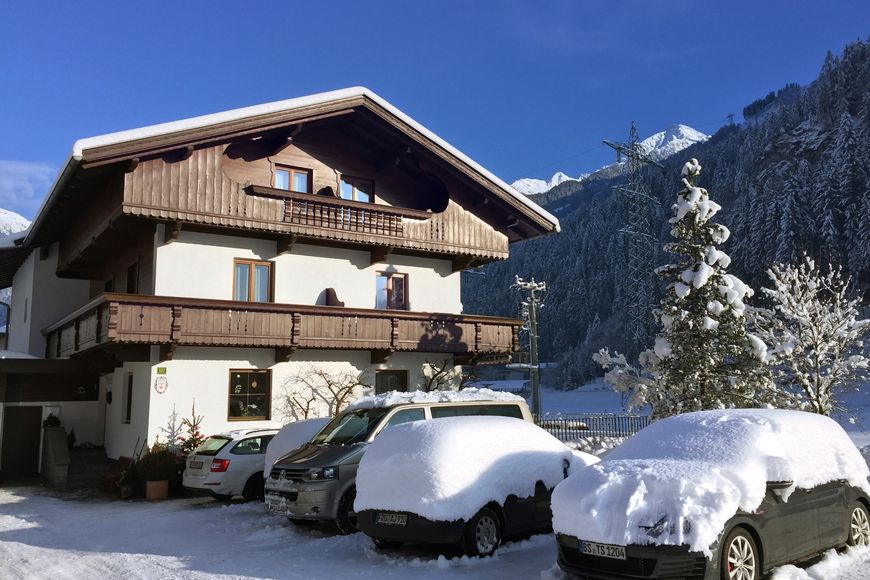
[750,255,869,415]
[596,159,771,417]
[177,402,206,456]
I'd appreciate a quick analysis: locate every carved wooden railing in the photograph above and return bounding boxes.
[43,293,521,360]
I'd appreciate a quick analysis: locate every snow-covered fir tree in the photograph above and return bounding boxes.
[597,159,771,417]
[750,255,869,415]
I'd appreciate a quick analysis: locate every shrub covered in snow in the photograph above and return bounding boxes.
[552,409,870,556]
[750,254,869,415]
[355,416,598,522]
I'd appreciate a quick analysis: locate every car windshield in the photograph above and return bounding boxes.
[311,408,390,445]
[193,436,231,456]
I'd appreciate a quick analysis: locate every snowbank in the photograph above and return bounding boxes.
[263,418,330,477]
[552,409,870,556]
[346,387,524,412]
[355,416,598,522]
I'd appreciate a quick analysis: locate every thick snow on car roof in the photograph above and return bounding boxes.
[355,415,598,522]
[552,409,870,556]
[263,418,330,478]
[344,387,524,412]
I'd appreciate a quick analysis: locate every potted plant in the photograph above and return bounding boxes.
[135,445,177,501]
[117,461,137,499]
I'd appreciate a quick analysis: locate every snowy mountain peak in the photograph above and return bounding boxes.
[639,124,709,161]
[511,171,587,196]
[0,208,30,236]
[512,124,708,197]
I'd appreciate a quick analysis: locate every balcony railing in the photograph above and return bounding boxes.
[43,293,520,360]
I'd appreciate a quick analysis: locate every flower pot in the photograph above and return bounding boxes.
[145,480,169,501]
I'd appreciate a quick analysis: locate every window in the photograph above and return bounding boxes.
[381,408,425,431]
[274,166,311,193]
[430,404,524,420]
[340,176,373,203]
[376,272,408,310]
[375,370,408,394]
[233,259,272,302]
[228,369,271,421]
[230,435,272,455]
[122,373,134,424]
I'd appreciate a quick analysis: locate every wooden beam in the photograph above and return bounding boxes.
[276,234,297,255]
[275,346,296,363]
[268,124,303,156]
[164,221,183,243]
[370,246,393,264]
[159,344,177,361]
[452,256,475,273]
[371,349,394,364]
[124,158,139,173]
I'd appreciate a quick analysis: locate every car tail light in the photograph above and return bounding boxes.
[211,459,230,472]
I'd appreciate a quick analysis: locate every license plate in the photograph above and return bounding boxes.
[581,540,626,560]
[265,493,290,515]
[189,461,203,469]
[376,512,408,526]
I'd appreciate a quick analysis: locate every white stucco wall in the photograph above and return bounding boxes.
[7,244,90,356]
[98,346,459,458]
[154,231,462,313]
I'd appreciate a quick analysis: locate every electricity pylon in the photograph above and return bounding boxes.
[512,276,546,419]
[603,122,663,358]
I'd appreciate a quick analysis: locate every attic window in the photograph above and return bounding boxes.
[274,166,311,193]
[340,176,373,203]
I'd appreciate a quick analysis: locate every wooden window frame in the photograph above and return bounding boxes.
[233,258,274,303]
[375,370,408,394]
[376,271,409,310]
[340,175,374,203]
[273,164,312,193]
[227,368,272,421]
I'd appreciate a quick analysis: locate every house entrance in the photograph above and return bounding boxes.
[1,406,42,479]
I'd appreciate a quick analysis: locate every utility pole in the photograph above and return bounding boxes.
[602,122,663,358]
[512,276,546,419]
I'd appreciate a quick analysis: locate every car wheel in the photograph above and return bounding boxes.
[334,488,358,535]
[720,527,759,580]
[242,474,265,502]
[462,507,502,557]
[372,538,403,550]
[848,502,870,546]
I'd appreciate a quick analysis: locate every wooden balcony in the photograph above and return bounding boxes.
[43,293,520,363]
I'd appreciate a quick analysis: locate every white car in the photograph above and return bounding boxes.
[183,428,278,501]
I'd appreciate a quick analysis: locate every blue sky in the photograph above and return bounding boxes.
[1,1,868,219]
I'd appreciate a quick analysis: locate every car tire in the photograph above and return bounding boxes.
[334,487,358,535]
[848,502,870,546]
[372,538,403,550]
[720,527,760,580]
[462,506,502,557]
[242,473,265,502]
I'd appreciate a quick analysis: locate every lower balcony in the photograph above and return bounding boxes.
[42,293,520,364]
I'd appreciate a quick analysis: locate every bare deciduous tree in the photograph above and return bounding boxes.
[279,365,372,420]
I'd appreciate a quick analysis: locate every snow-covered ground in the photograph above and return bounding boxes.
[4,382,870,578]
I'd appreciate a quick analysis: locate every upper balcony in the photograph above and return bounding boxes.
[43,293,521,365]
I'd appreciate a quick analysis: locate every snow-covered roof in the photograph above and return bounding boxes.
[19,87,557,249]
[345,387,525,412]
[355,415,598,522]
[552,409,870,556]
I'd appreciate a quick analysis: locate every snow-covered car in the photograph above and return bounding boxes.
[264,388,533,534]
[355,415,599,556]
[263,417,331,479]
[183,428,277,501]
[552,409,870,580]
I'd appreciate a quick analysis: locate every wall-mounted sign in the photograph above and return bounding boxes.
[156,367,167,375]
[154,376,168,394]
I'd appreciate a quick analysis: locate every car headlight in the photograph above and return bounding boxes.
[304,466,339,481]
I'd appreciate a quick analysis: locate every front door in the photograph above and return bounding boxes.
[1,406,42,479]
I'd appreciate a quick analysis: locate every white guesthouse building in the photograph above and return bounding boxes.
[0,88,558,478]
